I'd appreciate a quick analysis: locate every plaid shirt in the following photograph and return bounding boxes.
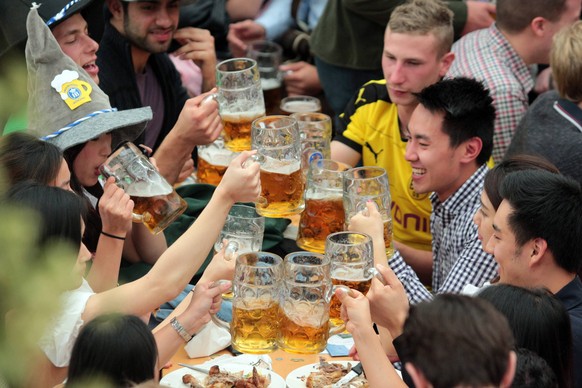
[389,165,498,304]
[447,24,534,163]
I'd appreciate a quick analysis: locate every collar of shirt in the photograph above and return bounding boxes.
[554,98,582,133]
[430,164,489,223]
[488,24,535,93]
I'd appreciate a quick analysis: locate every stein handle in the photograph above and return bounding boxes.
[223,240,240,262]
[368,267,386,285]
[241,153,266,169]
[99,164,144,223]
[210,280,233,330]
[201,92,219,106]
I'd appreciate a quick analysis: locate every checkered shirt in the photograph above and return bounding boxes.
[388,165,499,304]
[447,24,534,163]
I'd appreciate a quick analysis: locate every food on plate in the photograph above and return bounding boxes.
[182,365,271,387]
[305,359,369,388]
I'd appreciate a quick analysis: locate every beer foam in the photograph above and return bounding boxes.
[221,108,265,121]
[199,147,235,167]
[305,191,343,200]
[332,267,371,281]
[261,157,301,175]
[125,174,173,197]
[261,78,282,91]
[281,100,320,114]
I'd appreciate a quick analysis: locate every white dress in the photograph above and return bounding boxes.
[38,279,94,367]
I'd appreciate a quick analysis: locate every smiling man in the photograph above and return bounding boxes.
[488,169,582,387]
[386,77,498,304]
[330,0,455,284]
[97,0,221,184]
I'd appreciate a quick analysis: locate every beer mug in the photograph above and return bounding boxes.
[100,142,187,234]
[278,252,346,354]
[343,167,394,258]
[246,40,284,116]
[249,115,306,218]
[297,160,351,253]
[291,112,332,173]
[196,137,237,185]
[212,252,283,354]
[325,232,374,326]
[280,95,321,115]
[214,204,265,261]
[211,58,266,152]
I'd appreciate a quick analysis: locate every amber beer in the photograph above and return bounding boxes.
[384,218,395,258]
[257,160,305,217]
[297,196,345,253]
[127,182,187,235]
[231,302,280,354]
[222,109,264,152]
[278,305,330,354]
[329,275,372,326]
[196,145,235,185]
[262,78,283,115]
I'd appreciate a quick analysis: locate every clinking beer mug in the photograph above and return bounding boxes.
[246,40,284,116]
[296,159,351,254]
[244,115,306,218]
[212,252,283,354]
[278,252,346,354]
[203,58,266,152]
[343,166,395,258]
[99,142,187,234]
[291,112,332,174]
[196,137,237,185]
[214,204,265,261]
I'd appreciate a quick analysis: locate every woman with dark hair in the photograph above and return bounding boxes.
[478,284,574,388]
[67,314,158,387]
[5,149,259,386]
[0,132,70,190]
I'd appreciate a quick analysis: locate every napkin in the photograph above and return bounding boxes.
[184,320,231,358]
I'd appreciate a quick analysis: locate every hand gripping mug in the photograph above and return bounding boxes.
[212,252,283,354]
[214,204,265,261]
[278,252,346,354]
[99,142,187,234]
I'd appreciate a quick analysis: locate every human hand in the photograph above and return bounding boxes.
[366,264,409,339]
[174,89,222,146]
[175,158,195,185]
[199,242,236,283]
[215,151,261,204]
[462,1,496,36]
[336,288,373,335]
[534,67,553,95]
[179,280,232,333]
[173,27,217,90]
[227,20,266,57]
[98,177,133,236]
[348,201,385,243]
[280,62,322,96]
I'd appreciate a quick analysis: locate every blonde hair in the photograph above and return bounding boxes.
[387,0,454,57]
[551,20,582,102]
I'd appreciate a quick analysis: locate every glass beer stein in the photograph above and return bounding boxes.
[249,115,306,218]
[325,232,374,327]
[343,166,394,258]
[196,137,237,185]
[246,40,284,116]
[291,112,332,174]
[296,160,351,253]
[100,142,187,234]
[279,95,321,115]
[212,252,283,354]
[214,204,265,261]
[212,58,266,152]
[278,252,345,354]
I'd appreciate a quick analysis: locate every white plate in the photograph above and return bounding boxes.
[160,365,286,387]
[285,361,402,388]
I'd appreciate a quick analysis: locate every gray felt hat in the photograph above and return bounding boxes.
[25,6,152,151]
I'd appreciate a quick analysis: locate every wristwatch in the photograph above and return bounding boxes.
[170,317,193,342]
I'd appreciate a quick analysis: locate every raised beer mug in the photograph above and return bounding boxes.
[212,252,283,354]
[249,115,306,218]
[214,204,265,261]
[278,252,346,354]
[99,142,187,234]
[206,58,266,152]
[343,166,394,258]
[279,95,321,116]
[246,40,284,116]
[196,137,237,185]
[291,112,332,174]
[296,159,351,253]
[325,232,375,327]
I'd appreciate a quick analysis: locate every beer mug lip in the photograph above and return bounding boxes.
[280,95,322,112]
[252,115,297,130]
[325,231,373,247]
[309,159,352,173]
[216,57,257,73]
[284,251,330,266]
[290,111,330,123]
[247,40,283,56]
[229,204,263,220]
[344,166,388,181]
[237,251,282,267]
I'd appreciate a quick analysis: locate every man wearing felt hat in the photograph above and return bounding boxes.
[97,0,222,185]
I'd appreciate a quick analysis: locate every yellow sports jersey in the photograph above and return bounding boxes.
[336,80,432,251]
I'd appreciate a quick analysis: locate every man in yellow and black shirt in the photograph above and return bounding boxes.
[331,0,455,285]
